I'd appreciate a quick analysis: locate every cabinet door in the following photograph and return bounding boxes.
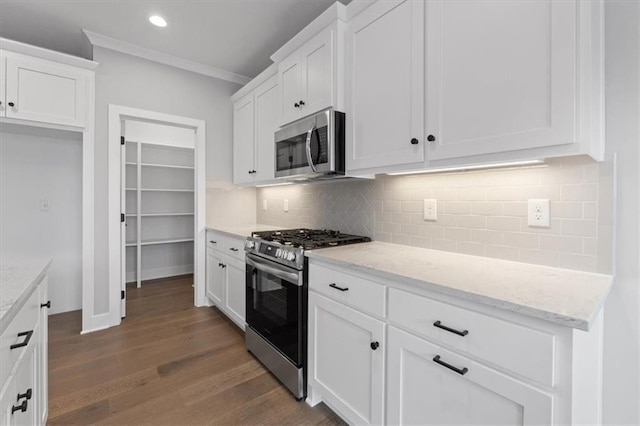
[347,0,425,172]
[37,278,48,425]
[206,249,225,307]
[308,292,385,425]
[232,94,255,184]
[254,75,279,183]
[13,339,38,426]
[5,53,86,127]
[0,53,6,116]
[426,0,576,161]
[301,28,334,117]
[0,372,17,426]
[278,54,302,125]
[387,326,552,426]
[224,258,246,329]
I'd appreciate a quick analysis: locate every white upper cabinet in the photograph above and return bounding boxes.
[232,73,279,185]
[426,0,578,162]
[3,51,87,127]
[346,0,425,173]
[278,26,339,126]
[232,93,255,184]
[253,75,279,183]
[343,0,603,174]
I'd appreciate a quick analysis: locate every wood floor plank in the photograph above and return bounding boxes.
[48,274,344,425]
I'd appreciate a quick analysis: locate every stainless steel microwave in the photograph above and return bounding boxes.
[274,108,345,179]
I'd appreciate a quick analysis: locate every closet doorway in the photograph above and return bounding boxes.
[108,106,207,325]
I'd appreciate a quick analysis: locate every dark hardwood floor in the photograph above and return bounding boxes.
[48,275,343,425]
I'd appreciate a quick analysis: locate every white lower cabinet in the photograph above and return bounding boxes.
[308,291,385,425]
[0,274,48,426]
[206,231,246,330]
[307,259,603,425]
[387,326,552,425]
[206,248,225,307]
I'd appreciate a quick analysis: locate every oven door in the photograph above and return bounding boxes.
[275,110,332,178]
[245,253,304,366]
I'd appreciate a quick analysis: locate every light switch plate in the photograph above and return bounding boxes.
[528,199,550,227]
[424,199,437,221]
[262,199,268,211]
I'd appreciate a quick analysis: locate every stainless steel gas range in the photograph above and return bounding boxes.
[244,228,370,400]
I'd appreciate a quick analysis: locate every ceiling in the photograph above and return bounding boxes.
[0,0,350,80]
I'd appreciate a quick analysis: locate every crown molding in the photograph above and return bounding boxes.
[0,37,99,70]
[82,30,251,85]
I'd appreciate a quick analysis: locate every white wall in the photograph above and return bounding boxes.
[91,47,242,316]
[602,2,640,423]
[0,124,83,314]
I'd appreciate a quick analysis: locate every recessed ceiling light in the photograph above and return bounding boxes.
[149,15,167,27]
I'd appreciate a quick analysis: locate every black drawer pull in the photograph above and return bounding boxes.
[329,283,349,292]
[11,400,27,414]
[41,301,51,309]
[433,320,468,337]
[209,240,217,244]
[10,330,34,350]
[370,341,379,350]
[17,389,32,401]
[229,248,239,252]
[433,355,468,375]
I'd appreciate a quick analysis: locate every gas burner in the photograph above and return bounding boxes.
[250,228,371,250]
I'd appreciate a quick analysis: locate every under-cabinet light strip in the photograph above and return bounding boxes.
[386,160,545,176]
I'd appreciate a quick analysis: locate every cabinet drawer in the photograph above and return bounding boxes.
[388,288,555,387]
[206,231,226,251]
[0,287,40,386]
[224,236,246,262]
[309,263,386,318]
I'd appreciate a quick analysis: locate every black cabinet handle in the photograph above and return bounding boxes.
[229,248,239,252]
[370,341,379,350]
[11,400,27,414]
[294,103,300,108]
[218,262,223,267]
[17,389,32,401]
[427,134,436,142]
[41,301,51,309]
[433,320,468,337]
[10,330,34,350]
[329,283,349,292]
[299,100,305,106]
[8,102,15,107]
[209,240,217,244]
[433,355,468,375]
[221,264,226,268]
[411,138,419,145]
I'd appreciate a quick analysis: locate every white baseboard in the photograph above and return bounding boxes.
[126,264,194,283]
[81,312,115,334]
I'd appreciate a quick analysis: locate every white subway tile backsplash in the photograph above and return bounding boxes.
[256,156,614,274]
[502,232,540,249]
[472,201,503,216]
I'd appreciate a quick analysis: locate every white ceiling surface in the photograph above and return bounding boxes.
[0,0,348,79]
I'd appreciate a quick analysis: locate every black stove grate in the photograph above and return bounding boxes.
[252,228,371,250]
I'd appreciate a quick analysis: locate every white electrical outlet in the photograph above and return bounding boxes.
[39,199,51,212]
[284,199,289,212]
[263,199,268,211]
[424,199,437,221]
[528,199,550,227]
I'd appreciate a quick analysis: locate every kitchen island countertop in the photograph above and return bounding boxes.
[0,256,52,334]
[306,241,613,331]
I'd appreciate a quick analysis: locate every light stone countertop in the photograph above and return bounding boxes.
[0,256,52,334]
[206,224,285,239]
[306,241,613,331]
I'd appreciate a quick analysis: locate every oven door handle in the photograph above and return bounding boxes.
[246,254,302,285]
[305,123,317,173]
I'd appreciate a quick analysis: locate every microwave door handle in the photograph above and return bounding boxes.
[305,124,317,173]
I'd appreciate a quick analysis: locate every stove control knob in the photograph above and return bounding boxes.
[245,241,255,250]
[287,252,296,261]
[275,248,282,258]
